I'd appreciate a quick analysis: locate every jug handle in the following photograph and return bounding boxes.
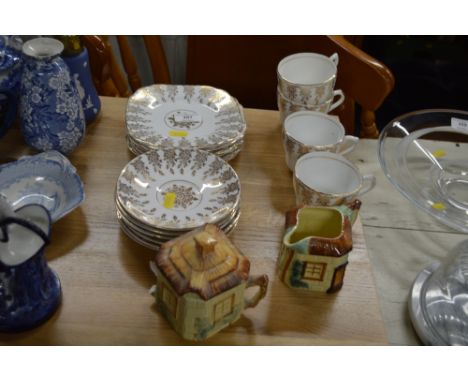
[0,216,50,244]
[244,274,269,309]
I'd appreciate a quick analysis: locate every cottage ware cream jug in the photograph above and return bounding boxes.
[150,224,268,341]
[278,200,360,293]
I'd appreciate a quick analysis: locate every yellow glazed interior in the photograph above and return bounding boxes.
[289,208,343,243]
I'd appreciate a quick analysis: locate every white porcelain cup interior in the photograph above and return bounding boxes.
[284,111,345,147]
[295,152,362,195]
[278,53,338,85]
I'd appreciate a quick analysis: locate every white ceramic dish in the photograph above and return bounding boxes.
[116,148,241,230]
[126,85,246,152]
[0,151,84,222]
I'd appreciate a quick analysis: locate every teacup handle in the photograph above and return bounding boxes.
[328,89,345,112]
[244,274,269,309]
[339,135,359,155]
[330,52,339,66]
[357,174,376,196]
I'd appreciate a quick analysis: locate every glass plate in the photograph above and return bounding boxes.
[378,109,468,233]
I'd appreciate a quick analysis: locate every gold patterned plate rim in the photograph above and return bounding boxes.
[117,207,241,243]
[126,134,244,159]
[116,148,241,231]
[125,84,247,151]
[118,209,240,250]
[115,197,240,237]
[127,130,244,154]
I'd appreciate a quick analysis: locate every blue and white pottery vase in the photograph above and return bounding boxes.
[0,35,23,138]
[0,198,61,332]
[61,41,101,124]
[19,37,86,155]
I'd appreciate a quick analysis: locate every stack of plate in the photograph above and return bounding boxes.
[125,85,246,161]
[115,147,241,249]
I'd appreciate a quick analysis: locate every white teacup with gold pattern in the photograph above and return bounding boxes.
[277,52,339,105]
[277,87,345,122]
[283,111,359,171]
[293,152,376,206]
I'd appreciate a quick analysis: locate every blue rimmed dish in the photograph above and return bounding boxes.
[0,151,85,222]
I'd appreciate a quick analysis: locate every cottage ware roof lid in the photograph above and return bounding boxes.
[155,224,250,300]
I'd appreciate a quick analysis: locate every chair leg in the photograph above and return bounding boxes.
[360,109,379,138]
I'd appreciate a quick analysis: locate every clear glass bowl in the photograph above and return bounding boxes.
[378,109,468,233]
[409,239,468,345]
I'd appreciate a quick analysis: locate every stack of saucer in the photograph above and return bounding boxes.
[115,147,241,250]
[277,52,345,122]
[125,84,246,161]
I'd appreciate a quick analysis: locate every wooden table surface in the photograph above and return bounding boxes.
[0,96,387,345]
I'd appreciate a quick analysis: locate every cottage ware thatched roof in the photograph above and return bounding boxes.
[155,224,250,300]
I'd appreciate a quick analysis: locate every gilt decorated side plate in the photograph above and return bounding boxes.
[125,85,246,152]
[116,148,241,231]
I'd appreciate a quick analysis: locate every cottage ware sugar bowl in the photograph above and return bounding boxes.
[278,200,361,293]
[150,223,268,341]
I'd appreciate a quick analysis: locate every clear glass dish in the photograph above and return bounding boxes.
[378,109,468,233]
[409,239,468,345]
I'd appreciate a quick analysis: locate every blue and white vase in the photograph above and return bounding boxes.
[63,46,101,124]
[0,199,61,332]
[19,37,85,155]
[0,35,23,138]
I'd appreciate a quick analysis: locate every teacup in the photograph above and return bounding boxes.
[282,111,359,170]
[293,152,376,206]
[277,52,339,105]
[277,87,344,122]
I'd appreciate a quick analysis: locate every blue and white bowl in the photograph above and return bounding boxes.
[0,151,85,221]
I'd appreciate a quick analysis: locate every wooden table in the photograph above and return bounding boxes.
[0,97,388,345]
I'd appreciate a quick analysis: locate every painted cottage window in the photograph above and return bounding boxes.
[161,284,178,318]
[302,262,327,281]
[213,295,235,322]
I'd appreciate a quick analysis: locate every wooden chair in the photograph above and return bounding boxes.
[186,36,395,138]
[82,35,171,98]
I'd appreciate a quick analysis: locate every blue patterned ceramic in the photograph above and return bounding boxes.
[0,151,85,222]
[0,202,61,332]
[19,37,86,155]
[0,35,23,138]
[63,47,101,124]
